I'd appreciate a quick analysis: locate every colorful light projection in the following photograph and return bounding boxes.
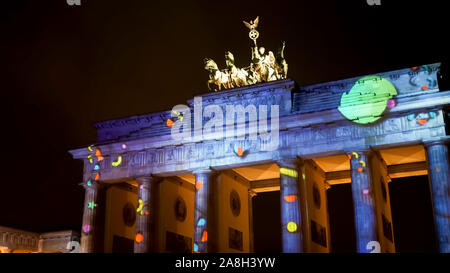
[193,243,199,253]
[86,179,92,187]
[279,168,298,178]
[166,110,184,127]
[136,199,145,215]
[338,76,397,124]
[195,181,203,191]
[201,230,208,242]
[95,148,104,162]
[82,224,91,234]
[88,201,97,210]
[233,146,249,157]
[284,195,297,203]
[166,119,175,127]
[358,160,366,173]
[363,189,370,195]
[347,152,365,172]
[112,155,122,167]
[94,173,100,181]
[197,218,206,227]
[286,221,298,233]
[94,164,100,171]
[409,65,437,91]
[87,155,93,164]
[407,111,437,125]
[135,233,144,243]
[88,145,94,152]
[387,99,396,109]
[121,144,127,150]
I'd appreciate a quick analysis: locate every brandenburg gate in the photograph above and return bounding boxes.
[69,17,450,253]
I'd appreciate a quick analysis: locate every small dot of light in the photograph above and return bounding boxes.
[363,189,369,195]
[201,230,208,242]
[88,145,94,152]
[387,99,396,109]
[284,195,297,203]
[196,181,203,191]
[359,161,366,167]
[193,243,198,253]
[287,222,297,233]
[94,164,100,170]
[417,119,428,125]
[347,154,352,160]
[136,233,143,243]
[357,167,363,173]
[236,146,244,156]
[197,218,206,226]
[145,211,149,215]
[435,168,439,172]
[166,119,174,127]
[94,173,100,181]
[121,144,127,149]
[421,86,428,90]
[86,180,92,187]
[82,225,91,233]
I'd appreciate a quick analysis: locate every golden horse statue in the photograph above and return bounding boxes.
[225,51,248,88]
[204,58,231,91]
[203,16,288,91]
[276,41,288,80]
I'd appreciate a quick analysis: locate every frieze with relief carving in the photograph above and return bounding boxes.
[85,111,446,180]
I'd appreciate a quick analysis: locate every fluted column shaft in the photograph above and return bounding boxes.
[134,176,157,253]
[278,159,303,253]
[193,169,215,253]
[80,181,101,253]
[425,141,450,253]
[349,150,377,253]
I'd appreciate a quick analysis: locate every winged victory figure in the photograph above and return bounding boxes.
[243,16,259,30]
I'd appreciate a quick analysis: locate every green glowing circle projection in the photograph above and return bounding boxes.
[338,76,397,124]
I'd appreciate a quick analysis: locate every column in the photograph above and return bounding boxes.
[193,169,216,253]
[425,140,450,253]
[278,159,303,253]
[349,150,377,253]
[134,176,157,253]
[248,190,257,253]
[80,180,101,253]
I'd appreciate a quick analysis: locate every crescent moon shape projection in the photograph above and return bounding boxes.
[112,155,122,167]
[338,76,397,124]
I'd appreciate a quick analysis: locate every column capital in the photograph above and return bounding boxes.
[79,180,102,190]
[135,175,160,185]
[424,138,450,148]
[191,168,215,175]
[344,149,373,156]
[276,158,298,169]
[248,189,258,198]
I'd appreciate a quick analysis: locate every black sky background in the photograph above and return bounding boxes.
[0,0,448,235]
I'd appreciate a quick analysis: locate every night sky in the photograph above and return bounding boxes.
[1,0,448,244]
